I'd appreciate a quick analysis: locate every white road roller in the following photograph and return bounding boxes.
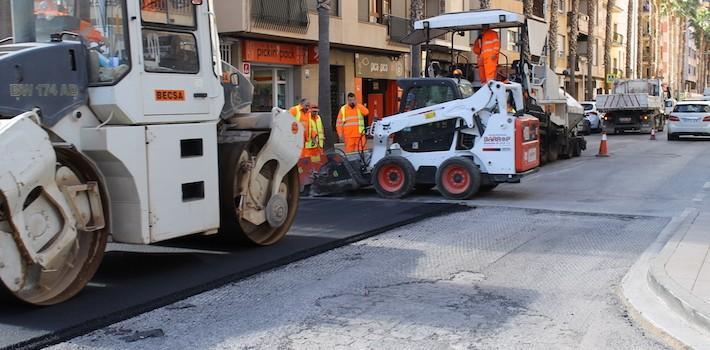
[0,0,302,304]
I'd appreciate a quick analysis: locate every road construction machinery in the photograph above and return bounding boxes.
[314,11,541,200]
[0,0,302,305]
[397,10,585,164]
[598,79,666,134]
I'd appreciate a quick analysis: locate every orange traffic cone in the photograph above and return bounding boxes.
[597,132,610,157]
[650,128,657,140]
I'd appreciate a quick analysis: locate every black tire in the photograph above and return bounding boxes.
[218,142,300,246]
[435,157,482,200]
[583,120,592,135]
[547,142,559,162]
[560,141,574,159]
[572,140,582,157]
[372,156,416,199]
[479,183,499,192]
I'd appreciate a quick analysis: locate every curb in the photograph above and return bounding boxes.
[648,208,710,335]
[621,208,710,350]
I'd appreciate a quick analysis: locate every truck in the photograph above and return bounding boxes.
[0,0,302,305]
[597,79,666,134]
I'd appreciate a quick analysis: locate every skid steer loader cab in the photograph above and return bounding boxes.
[0,0,303,305]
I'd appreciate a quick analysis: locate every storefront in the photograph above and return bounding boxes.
[354,53,406,121]
[241,40,304,112]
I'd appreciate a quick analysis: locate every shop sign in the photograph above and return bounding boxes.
[355,53,405,80]
[242,40,305,65]
[307,46,319,64]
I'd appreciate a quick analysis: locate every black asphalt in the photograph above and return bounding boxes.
[0,198,459,350]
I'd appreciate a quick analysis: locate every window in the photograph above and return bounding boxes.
[425,0,440,18]
[673,104,710,113]
[143,30,199,73]
[308,0,339,16]
[140,0,196,28]
[32,0,130,85]
[506,29,518,51]
[358,0,369,21]
[557,34,565,58]
[559,0,566,12]
[403,85,456,112]
[220,42,232,65]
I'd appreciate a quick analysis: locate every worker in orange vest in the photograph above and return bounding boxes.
[289,98,311,121]
[298,105,325,160]
[472,25,500,83]
[337,92,370,153]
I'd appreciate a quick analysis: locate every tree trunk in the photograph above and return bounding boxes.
[317,0,335,150]
[604,0,614,92]
[587,0,596,99]
[549,0,559,71]
[568,0,579,98]
[410,0,424,77]
[521,0,533,62]
[625,0,633,78]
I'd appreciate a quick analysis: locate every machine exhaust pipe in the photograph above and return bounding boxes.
[10,0,35,43]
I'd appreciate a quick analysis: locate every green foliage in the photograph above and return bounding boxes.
[663,0,709,45]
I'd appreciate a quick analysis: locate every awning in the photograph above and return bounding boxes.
[401,9,526,45]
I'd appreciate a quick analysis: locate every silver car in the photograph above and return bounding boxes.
[579,101,603,135]
[667,100,710,140]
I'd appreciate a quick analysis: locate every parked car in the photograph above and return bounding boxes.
[579,101,603,135]
[664,99,676,117]
[667,100,710,140]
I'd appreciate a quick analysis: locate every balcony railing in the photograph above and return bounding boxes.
[386,15,410,43]
[251,0,309,33]
[612,32,624,46]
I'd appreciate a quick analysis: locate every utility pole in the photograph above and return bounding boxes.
[317,0,336,150]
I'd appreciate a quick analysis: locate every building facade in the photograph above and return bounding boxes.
[215,0,412,121]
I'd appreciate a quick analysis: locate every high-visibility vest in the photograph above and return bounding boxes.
[302,114,324,149]
[290,106,303,121]
[473,29,500,58]
[339,105,365,135]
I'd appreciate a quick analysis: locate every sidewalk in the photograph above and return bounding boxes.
[622,208,710,349]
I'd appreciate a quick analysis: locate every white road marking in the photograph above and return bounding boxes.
[704,182,710,190]
[693,193,706,202]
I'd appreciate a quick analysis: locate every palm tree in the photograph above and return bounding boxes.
[568,0,579,98]
[317,0,335,150]
[521,0,533,62]
[587,0,597,99]
[549,0,559,71]
[604,0,614,92]
[625,0,633,78]
[410,0,424,77]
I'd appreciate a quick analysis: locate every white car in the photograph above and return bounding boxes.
[579,101,603,135]
[667,100,710,140]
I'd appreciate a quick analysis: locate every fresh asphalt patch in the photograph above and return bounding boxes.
[0,199,461,350]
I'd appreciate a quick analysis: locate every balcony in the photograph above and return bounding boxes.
[612,32,624,46]
[386,15,410,43]
[251,0,310,33]
[568,12,590,34]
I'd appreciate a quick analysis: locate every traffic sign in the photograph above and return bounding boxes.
[242,62,251,76]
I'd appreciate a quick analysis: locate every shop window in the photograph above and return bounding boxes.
[250,67,292,112]
[140,0,195,27]
[143,29,199,73]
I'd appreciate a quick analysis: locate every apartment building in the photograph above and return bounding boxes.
[215,0,413,120]
[682,26,700,94]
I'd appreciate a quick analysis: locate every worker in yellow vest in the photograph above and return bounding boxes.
[289,98,311,121]
[336,92,370,153]
[298,105,325,161]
